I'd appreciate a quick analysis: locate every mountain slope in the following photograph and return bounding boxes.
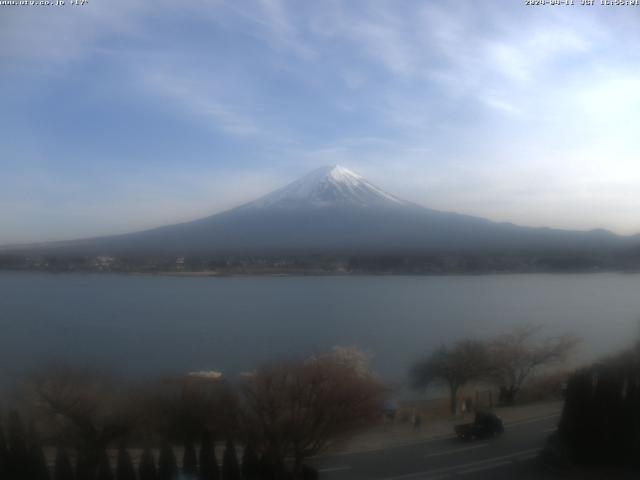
[3,165,635,257]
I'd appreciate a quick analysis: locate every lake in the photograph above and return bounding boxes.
[1,271,639,388]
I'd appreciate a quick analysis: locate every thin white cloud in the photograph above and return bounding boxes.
[480,95,522,116]
[141,70,261,137]
[217,0,315,58]
[0,0,153,69]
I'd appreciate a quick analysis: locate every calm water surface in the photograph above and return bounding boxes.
[1,272,639,386]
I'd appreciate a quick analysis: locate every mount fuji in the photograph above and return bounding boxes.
[243,165,407,209]
[5,165,634,258]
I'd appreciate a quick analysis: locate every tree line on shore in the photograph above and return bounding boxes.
[1,251,631,275]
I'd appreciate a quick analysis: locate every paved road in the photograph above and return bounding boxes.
[312,413,560,480]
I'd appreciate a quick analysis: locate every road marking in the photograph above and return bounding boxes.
[517,451,541,461]
[457,459,512,475]
[458,448,541,475]
[424,443,488,459]
[507,413,560,427]
[318,466,352,473]
[379,447,542,480]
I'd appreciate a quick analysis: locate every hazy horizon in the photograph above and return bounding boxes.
[2,163,639,248]
[3,1,640,244]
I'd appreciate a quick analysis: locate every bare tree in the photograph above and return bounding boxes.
[488,325,580,405]
[240,348,386,478]
[21,365,142,471]
[411,340,490,415]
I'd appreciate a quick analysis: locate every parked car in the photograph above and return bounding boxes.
[455,411,504,440]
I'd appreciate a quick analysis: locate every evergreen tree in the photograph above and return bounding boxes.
[7,410,30,480]
[182,438,198,478]
[198,430,219,480]
[115,445,136,480]
[558,347,640,467]
[299,465,318,480]
[138,447,157,480]
[0,422,8,480]
[27,425,50,480]
[157,441,178,480]
[75,447,98,480]
[96,450,114,480]
[53,448,74,480]
[240,444,260,480]
[258,451,281,480]
[221,440,240,480]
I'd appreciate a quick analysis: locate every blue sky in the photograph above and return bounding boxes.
[2,0,640,243]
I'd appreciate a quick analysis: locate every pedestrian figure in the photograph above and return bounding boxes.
[464,397,472,414]
[383,400,398,424]
[413,412,422,431]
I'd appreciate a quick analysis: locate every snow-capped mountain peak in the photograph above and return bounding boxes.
[244,165,407,209]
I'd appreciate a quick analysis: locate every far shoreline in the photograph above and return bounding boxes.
[2,268,639,278]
